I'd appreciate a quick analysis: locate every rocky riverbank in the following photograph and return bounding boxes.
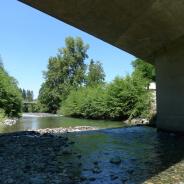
[0,128,117,184]
[0,130,81,184]
[28,126,97,134]
[22,113,61,118]
[0,118,18,126]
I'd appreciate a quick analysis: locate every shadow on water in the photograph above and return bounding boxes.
[0,120,184,183]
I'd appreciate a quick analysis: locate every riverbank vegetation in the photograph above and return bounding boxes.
[61,72,151,120]
[0,36,155,123]
[0,60,22,121]
[37,36,155,121]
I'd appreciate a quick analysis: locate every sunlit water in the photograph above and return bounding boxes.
[0,115,125,133]
[0,115,184,183]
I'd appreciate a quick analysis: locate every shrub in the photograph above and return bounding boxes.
[61,85,108,119]
[106,73,151,120]
[61,72,151,120]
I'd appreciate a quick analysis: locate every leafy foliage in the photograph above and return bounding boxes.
[38,37,89,113]
[132,59,156,83]
[85,59,105,87]
[61,85,107,119]
[38,39,153,120]
[61,72,151,120]
[0,66,22,117]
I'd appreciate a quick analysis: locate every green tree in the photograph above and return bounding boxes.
[38,37,89,113]
[26,90,34,101]
[0,56,3,69]
[0,65,22,117]
[22,89,26,100]
[132,59,156,83]
[86,59,105,86]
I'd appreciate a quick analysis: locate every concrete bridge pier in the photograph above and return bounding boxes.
[156,42,184,132]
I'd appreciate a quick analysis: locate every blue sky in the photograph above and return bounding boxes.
[0,0,135,98]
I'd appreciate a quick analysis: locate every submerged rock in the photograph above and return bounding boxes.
[110,156,121,164]
[110,174,119,181]
[92,166,102,174]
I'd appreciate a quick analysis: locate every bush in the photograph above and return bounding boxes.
[106,74,151,120]
[60,73,151,120]
[60,85,107,119]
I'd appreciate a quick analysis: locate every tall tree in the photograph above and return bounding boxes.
[0,56,3,69]
[22,89,27,101]
[21,89,34,101]
[38,37,89,113]
[132,59,156,82]
[86,59,105,87]
[0,61,22,117]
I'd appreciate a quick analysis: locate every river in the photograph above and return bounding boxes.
[0,114,184,183]
[0,114,126,133]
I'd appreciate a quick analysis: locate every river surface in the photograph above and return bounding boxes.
[0,114,126,133]
[0,114,184,183]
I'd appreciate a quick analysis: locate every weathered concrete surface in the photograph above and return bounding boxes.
[156,39,184,132]
[18,0,184,132]
[19,0,184,62]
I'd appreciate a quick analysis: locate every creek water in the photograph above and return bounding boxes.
[0,114,184,183]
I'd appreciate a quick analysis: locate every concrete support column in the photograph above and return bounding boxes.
[156,44,184,132]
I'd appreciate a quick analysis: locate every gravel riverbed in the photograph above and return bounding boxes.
[0,129,90,184]
[1,127,184,184]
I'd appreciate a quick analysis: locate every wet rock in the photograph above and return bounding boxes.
[77,154,82,159]
[110,174,119,180]
[42,133,54,137]
[62,148,72,155]
[78,162,82,167]
[80,176,87,181]
[127,169,134,175]
[121,178,128,183]
[5,178,14,184]
[92,166,102,174]
[30,175,44,184]
[89,177,96,181]
[93,161,98,165]
[110,156,121,164]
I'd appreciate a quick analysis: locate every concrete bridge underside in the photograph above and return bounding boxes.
[19,0,184,132]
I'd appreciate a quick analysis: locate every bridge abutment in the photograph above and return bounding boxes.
[156,44,184,132]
